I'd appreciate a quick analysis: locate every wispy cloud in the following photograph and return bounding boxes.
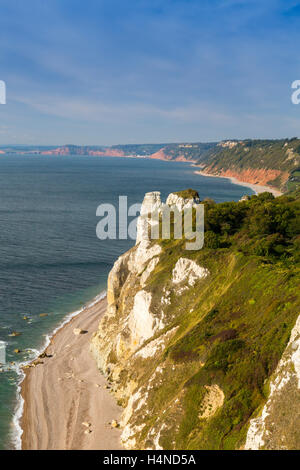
[0,0,299,144]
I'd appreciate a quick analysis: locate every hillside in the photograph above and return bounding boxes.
[2,139,300,193]
[198,139,300,193]
[140,142,217,162]
[91,189,300,450]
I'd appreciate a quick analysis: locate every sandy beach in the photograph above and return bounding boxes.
[194,170,283,197]
[21,297,122,450]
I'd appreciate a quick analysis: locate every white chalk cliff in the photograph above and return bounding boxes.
[136,191,163,244]
[166,192,200,211]
[90,190,211,449]
[90,189,299,450]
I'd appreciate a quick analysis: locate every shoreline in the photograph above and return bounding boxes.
[12,291,107,449]
[18,294,122,450]
[194,170,283,197]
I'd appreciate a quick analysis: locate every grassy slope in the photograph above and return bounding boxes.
[125,192,300,449]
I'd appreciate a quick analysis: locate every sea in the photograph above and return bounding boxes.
[0,154,253,449]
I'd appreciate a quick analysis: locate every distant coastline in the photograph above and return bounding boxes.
[1,139,296,196]
[194,170,283,197]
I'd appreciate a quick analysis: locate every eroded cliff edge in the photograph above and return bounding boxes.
[91,190,300,450]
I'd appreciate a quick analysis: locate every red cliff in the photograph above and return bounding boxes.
[203,166,289,191]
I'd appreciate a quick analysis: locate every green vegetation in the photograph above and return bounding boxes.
[127,191,300,449]
[173,189,200,199]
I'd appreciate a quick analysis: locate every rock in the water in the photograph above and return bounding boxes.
[172,257,209,287]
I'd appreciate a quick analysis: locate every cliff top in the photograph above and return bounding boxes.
[172,189,200,200]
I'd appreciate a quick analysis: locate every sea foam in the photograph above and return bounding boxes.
[11,290,106,450]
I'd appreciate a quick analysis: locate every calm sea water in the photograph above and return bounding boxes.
[0,154,253,449]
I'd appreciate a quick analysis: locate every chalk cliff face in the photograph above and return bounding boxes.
[91,190,210,448]
[91,189,202,371]
[135,191,163,244]
[198,138,300,192]
[91,190,300,450]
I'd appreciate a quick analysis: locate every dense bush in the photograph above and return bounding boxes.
[203,192,300,259]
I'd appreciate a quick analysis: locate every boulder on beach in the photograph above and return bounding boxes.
[73,328,83,335]
[73,328,87,335]
[39,352,52,359]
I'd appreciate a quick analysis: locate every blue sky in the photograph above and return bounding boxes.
[0,0,300,145]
